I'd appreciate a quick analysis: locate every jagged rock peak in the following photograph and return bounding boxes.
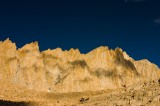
[3,38,12,43]
[0,38,17,57]
[0,38,16,48]
[18,41,39,51]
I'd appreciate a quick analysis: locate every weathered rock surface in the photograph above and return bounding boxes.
[0,38,160,105]
[0,38,160,93]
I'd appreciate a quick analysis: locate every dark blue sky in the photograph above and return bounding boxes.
[0,0,160,66]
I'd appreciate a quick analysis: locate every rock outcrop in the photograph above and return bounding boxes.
[0,38,160,93]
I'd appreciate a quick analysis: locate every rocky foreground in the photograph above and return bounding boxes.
[0,38,160,105]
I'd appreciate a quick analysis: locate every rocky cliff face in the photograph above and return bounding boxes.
[0,38,160,93]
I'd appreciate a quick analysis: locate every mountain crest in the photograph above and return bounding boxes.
[0,38,159,93]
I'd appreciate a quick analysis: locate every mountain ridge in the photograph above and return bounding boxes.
[0,38,159,93]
